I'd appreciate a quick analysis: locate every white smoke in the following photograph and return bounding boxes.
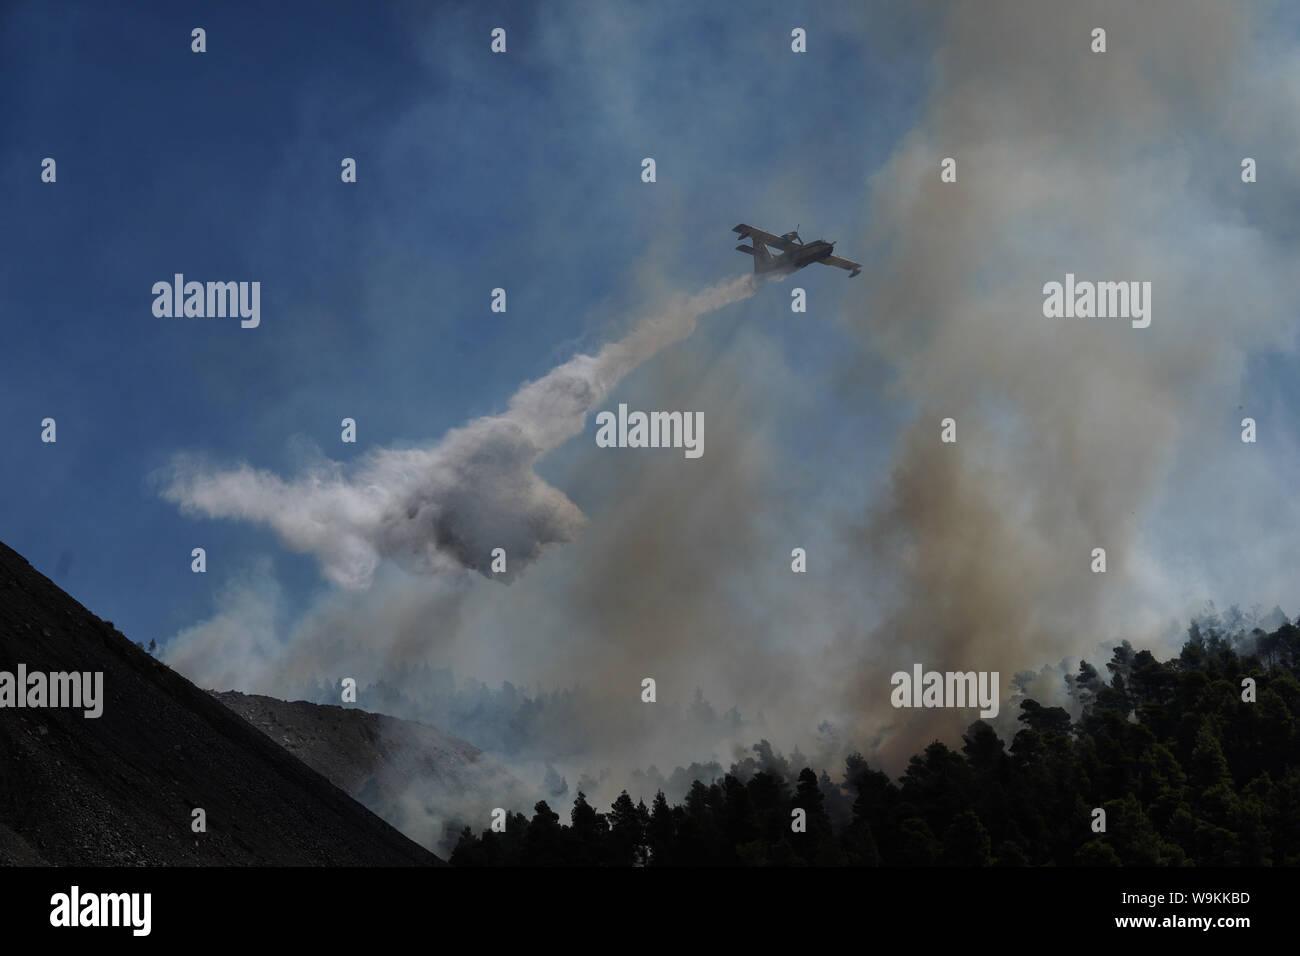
[161,274,759,589]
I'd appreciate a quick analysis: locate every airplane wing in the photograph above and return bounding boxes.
[733,223,794,251]
[818,254,862,278]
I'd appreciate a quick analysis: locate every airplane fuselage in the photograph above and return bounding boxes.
[733,223,860,277]
[758,239,835,274]
[786,240,835,270]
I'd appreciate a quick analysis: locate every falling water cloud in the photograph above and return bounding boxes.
[161,273,759,589]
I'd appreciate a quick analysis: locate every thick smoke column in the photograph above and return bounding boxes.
[833,0,1300,765]
[162,274,758,589]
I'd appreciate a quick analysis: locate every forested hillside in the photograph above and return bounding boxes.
[452,621,1300,865]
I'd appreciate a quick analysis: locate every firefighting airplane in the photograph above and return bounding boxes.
[732,223,861,278]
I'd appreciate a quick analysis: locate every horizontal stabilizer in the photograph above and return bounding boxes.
[735,244,755,255]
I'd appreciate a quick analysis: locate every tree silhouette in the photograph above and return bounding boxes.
[449,616,1300,867]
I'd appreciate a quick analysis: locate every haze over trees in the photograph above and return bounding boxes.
[452,618,1300,865]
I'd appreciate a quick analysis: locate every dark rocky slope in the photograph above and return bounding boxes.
[214,691,527,857]
[0,540,441,865]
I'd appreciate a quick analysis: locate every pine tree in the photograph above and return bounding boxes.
[569,791,608,865]
[647,790,675,866]
[607,790,643,866]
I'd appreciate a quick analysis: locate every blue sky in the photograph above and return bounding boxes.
[1,0,926,644]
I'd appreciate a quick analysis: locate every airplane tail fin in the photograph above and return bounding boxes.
[735,244,767,273]
[733,224,772,272]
